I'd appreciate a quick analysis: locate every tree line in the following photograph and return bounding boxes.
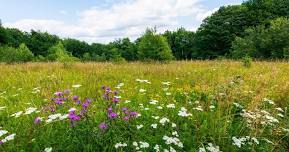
[1,0,289,63]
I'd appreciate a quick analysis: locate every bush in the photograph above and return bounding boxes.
[137,28,174,62]
[47,41,79,62]
[0,43,34,63]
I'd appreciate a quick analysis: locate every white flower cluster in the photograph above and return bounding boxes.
[115,142,127,149]
[136,79,151,84]
[151,124,158,129]
[115,83,124,89]
[199,143,221,152]
[167,104,175,109]
[162,135,183,148]
[178,107,192,117]
[0,129,16,144]
[139,89,146,93]
[44,147,53,152]
[241,109,279,127]
[11,107,39,118]
[232,136,259,148]
[193,106,204,111]
[162,81,171,86]
[232,102,243,109]
[46,113,69,123]
[0,106,6,111]
[72,84,82,88]
[159,117,170,125]
[133,141,150,150]
[136,124,143,130]
[150,99,159,105]
[32,87,41,94]
[11,111,23,118]
[263,98,275,105]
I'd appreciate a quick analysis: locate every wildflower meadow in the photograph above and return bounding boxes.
[0,61,288,152]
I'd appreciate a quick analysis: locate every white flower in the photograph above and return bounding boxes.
[233,102,243,109]
[263,98,275,105]
[154,144,160,152]
[172,123,177,128]
[159,117,170,125]
[206,143,221,152]
[48,113,62,120]
[114,96,121,99]
[149,100,159,105]
[72,84,82,88]
[152,116,160,119]
[209,105,215,109]
[0,106,6,110]
[137,125,143,129]
[232,137,246,148]
[162,81,171,86]
[193,106,203,111]
[276,107,284,112]
[114,142,127,149]
[136,79,151,84]
[139,141,149,148]
[162,135,183,148]
[124,100,131,103]
[44,147,52,152]
[199,147,206,152]
[11,111,23,118]
[1,133,16,143]
[166,92,172,96]
[167,104,175,109]
[69,108,77,112]
[172,131,179,137]
[24,107,37,115]
[157,106,163,109]
[59,114,69,120]
[178,107,192,117]
[0,130,8,137]
[151,124,158,129]
[139,89,146,93]
[277,113,284,118]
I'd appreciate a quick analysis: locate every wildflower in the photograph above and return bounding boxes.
[154,145,160,152]
[172,123,177,128]
[162,135,183,148]
[209,105,216,110]
[54,92,63,97]
[167,104,175,109]
[193,106,204,111]
[130,111,138,117]
[112,96,120,103]
[205,143,221,152]
[162,81,171,86]
[137,125,143,129]
[72,84,82,88]
[139,141,149,148]
[178,107,192,117]
[44,147,52,152]
[233,102,243,109]
[139,89,146,93]
[72,96,79,101]
[152,116,160,119]
[68,111,81,121]
[108,112,118,119]
[64,89,70,94]
[149,99,159,105]
[1,134,16,143]
[276,107,284,112]
[11,111,23,118]
[124,100,131,103]
[160,117,170,125]
[263,98,275,105]
[0,130,8,137]
[172,131,179,137]
[99,122,108,129]
[166,92,172,96]
[123,116,130,121]
[114,142,127,149]
[0,106,6,110]
[25,107,37,115]
[34,117,42,124]
[151,124,158,129]
[157,106,163,109]
[136,79,151,84]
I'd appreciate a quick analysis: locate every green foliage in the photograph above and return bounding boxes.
[109,38,137,61]
[47,41,79,62]
[137,28,174,62]
[242,55,252,68]
[231,17,289,59]
[0,43,34,63]
[63,38,90,58]
[164,28,195,60]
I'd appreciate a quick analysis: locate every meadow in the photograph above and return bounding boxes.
[0,61,288,152]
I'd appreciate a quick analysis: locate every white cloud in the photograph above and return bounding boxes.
[4,0,216,43]
[59,10,68,15]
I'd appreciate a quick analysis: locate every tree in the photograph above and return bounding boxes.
[63,38,91,58]
[0,20,8,45]
[47,41,78,62]
[231,17,289,59]
[17,43,34,62]
[109,38,137,61]
[0,43,34,63]
[137,28,174,62]
[164,28,195,60]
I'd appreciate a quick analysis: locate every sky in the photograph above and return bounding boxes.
[0,0,243,43]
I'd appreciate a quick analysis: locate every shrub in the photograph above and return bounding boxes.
[0,43,34,63]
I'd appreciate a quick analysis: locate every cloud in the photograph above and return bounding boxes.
[59,10,68,15]
[4,0,216,43]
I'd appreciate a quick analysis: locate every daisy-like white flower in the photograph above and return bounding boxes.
[276,107,284,112]
[0,130,8,137]
[178,107,192,117]
[139,141,149,148]
[157,106,163,110]
[1,133,16,143]
[263,98,275,105]
[172,123,177,128]
[193,106,204,111]
[154,144,160,152]
[152,116,160,119]
[151,124,158,129]
[24,107,37,115]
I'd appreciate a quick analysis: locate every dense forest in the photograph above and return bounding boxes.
[1,0,289,63]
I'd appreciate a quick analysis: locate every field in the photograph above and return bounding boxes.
[0,61,288,152]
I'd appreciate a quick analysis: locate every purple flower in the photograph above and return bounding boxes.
[55,98,63,105]
[114,91,119,95]
[130,112,138,117]
[112,97,119,103]
[0,141,3,145]
[54,92,63,97]
[34,117,41,124]
[107,107,113,113]
[99,122,108,129]
[123,116,130,121]
[101,86,106,90]
[108,112,118,119]
[69,111,81,121]
[73,95,79,101]
[64,89,70,94]
[121,107,128,111]
[76,100,81,105]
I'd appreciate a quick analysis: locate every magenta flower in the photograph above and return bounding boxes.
[73,95,79,101]
[112,97,119,103]
[69,111,81,121]
[99,122,108,129]
[64,89,70,94]
[123,116,130,121]
[108,112,118,119]
[34,117,41,124]
[54,92,63,97]
[130,112,138,117]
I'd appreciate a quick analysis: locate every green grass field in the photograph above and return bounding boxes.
[0,61,288,152]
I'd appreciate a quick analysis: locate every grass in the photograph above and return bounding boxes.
[0,61,288,152]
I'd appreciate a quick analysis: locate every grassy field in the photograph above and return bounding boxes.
[0,61,288,152]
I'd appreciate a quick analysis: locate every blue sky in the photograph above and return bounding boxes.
[0,0,243,43]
